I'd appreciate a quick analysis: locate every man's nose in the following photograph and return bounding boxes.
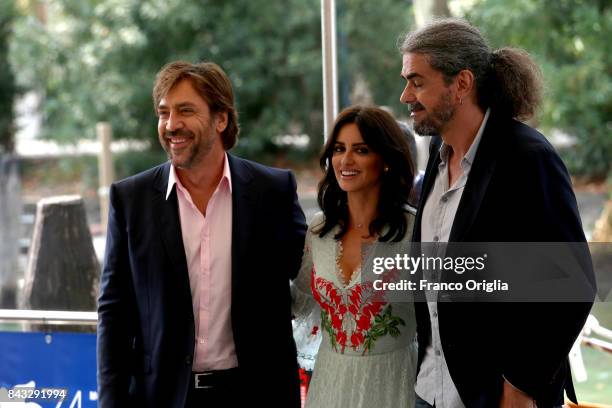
[400,86,415,104]
[165,112,183,132]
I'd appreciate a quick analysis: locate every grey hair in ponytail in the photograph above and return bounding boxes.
[400,18,543,120]
[487,47,543,121]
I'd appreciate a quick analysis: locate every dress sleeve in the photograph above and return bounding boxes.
[291,227,322,371]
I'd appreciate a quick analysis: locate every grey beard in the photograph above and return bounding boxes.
[414,121,441,136]
[411,92,455,136]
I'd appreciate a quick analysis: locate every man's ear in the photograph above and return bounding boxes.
[455,69,475,102]
[215,111,228,133]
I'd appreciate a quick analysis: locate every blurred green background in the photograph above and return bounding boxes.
[0,0,610,404]
[1,0,610,179]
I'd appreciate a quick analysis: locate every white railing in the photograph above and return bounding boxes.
[581,314,612,353]
[569,314,612,383]
[0,309,97,325]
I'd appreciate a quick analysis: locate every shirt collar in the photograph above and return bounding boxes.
[439,108,490,168]
[166,153,232,200]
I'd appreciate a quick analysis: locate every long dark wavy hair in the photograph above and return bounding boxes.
[315,105,415,242]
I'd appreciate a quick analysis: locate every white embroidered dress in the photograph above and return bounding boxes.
[292,211,417,408]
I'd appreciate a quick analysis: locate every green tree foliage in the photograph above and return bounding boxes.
[337,0,414,113]
[10,0,323,158]
[9,0,415,160]
[465,0,611,179]
[0,0,17,152]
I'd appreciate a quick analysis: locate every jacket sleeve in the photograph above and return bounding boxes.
[97,183,137,407]
[284,170,307,280]
[500,145,596,405]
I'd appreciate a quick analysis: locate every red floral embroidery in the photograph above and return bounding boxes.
[311,267,405,354]
[350,331,364,348]
[336,330,347,347]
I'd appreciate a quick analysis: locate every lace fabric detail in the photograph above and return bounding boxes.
[305,344,417,408]
[291,229,322,371]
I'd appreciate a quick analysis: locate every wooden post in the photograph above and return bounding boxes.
[0,154,21,308]
[22,195,99,331]
[97,122,114,236]
[592,200,611,242]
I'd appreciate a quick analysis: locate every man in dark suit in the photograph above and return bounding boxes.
[97,61,306,407]
[399,19,595,407]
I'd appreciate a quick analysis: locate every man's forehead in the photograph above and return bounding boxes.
[401,53,431,77]
[158,79,204,107]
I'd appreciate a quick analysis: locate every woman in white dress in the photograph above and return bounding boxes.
[292,105,418,408]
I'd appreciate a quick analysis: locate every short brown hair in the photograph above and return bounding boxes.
[153,61,239,150]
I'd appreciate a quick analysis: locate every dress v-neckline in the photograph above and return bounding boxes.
[335,239,361,288]
[335,238,378,288]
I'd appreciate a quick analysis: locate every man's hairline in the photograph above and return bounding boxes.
[155,77,224,117]
[402,50,466,87]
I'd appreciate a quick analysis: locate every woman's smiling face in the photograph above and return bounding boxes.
[331,122,384,195]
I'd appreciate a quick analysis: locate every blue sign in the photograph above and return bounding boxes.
[0,331,97,407]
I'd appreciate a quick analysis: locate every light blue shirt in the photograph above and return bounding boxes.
[415,109,490,408]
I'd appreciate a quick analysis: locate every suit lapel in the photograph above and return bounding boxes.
[228,155,257,289]
[152,163,191,295]
[448,113,499,242]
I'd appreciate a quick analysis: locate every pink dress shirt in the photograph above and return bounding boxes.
[166,154,238,371]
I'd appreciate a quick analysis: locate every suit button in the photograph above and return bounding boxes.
[185,355,193,365]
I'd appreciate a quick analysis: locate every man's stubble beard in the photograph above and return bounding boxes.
[413,89,455,136]
[164,127,216,169]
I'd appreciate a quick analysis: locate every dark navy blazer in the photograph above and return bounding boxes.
[97,154,306,407]
[412,111,596,407]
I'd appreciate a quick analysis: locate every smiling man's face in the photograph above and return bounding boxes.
[157,78,226,169]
